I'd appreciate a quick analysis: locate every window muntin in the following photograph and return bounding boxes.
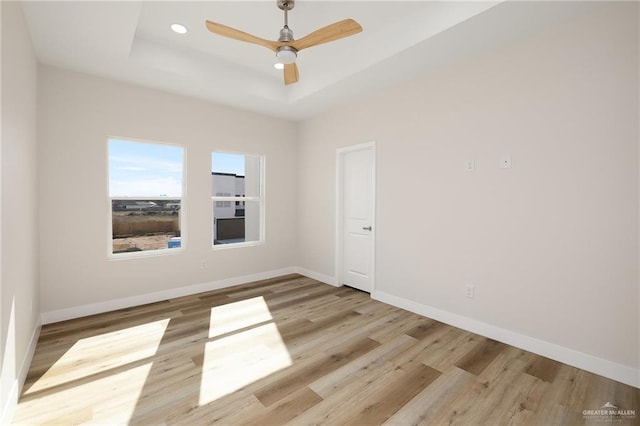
[211,152,263,247]
[108,138,184,256]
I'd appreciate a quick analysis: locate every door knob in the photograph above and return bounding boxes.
[362,226,372,231]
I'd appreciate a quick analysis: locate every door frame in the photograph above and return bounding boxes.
[335,141,376,292]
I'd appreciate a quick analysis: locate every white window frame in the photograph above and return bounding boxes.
[211,151,265,250]
[107,137,186,259]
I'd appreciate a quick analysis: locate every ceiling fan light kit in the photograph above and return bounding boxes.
[170,23,188,34]
[205,0,362,85]
[276,46,297,65]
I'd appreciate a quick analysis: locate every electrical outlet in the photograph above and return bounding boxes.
[464,160,475,172]
[201,260,208,270]
[465,284,475,299]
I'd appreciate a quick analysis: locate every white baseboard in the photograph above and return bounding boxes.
[1,315,42,425]
[37,269,638,389]
[372,290,639,389]
[41,267,297,324]
[295,267,338,287]
[20,315,41,390]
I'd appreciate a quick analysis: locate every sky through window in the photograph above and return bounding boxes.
[108,139,183,197]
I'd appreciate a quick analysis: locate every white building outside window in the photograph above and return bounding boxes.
[211,152,263,246]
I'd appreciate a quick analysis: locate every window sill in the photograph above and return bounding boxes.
[108,247,185,260]
[212,240,264,251]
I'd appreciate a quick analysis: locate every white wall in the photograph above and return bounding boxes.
[38,65,298,317]
[1,1,40,421]
[297,2,639,385]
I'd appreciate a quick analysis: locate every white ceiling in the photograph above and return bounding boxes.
[20,1,597,121]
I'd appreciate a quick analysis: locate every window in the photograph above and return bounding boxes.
[211,152,263,247]
[215,193,232,208]
[108,138,184,256]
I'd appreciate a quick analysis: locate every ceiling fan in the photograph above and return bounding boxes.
[205,0,362,85]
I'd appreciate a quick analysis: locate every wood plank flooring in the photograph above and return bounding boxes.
[14,274,640,425]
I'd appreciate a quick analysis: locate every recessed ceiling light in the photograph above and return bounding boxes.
[171,24,188,34]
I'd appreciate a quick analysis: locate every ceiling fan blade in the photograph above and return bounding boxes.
[290,19,362,51]
[283,63,299,85]
[205,20,281,52]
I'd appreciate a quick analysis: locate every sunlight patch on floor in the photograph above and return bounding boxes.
[24,318,169,395]
[200,297,292,405]
[15,362,153,424]
[208,296,274,338]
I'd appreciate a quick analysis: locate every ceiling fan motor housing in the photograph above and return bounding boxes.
[279,26,294,42]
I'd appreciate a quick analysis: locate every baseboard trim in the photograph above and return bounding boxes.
[20,315,41,389]
[41,267,297,324]
[37,269,638,388]
[295,267,338,287]
[1,315,42,425]
[372,290,640,389]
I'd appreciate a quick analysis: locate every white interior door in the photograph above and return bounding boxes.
[339,144,375,293]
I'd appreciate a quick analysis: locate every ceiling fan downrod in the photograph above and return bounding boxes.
[283,2,289,26]
[278,0,295,42]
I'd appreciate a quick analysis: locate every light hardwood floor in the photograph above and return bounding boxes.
[14,274,640,425]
